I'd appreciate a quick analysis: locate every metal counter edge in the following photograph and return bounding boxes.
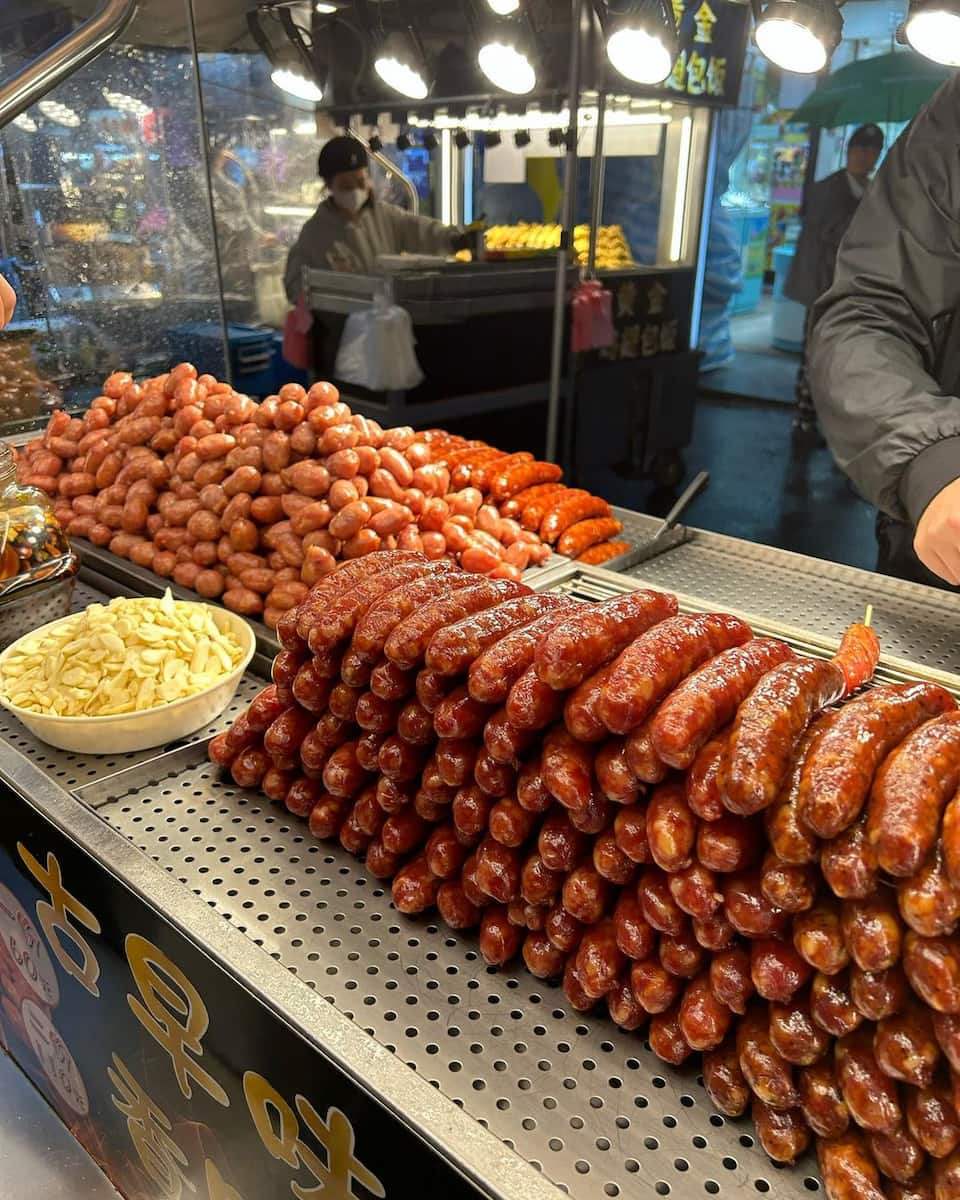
[0,748,565,1200]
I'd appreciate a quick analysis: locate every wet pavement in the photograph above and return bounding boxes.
[643,394,877,572]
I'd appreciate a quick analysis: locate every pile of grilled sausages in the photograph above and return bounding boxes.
[209,551,960,1200]
[16,365,626,626]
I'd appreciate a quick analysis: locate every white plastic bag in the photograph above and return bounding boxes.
[334,294,424,391]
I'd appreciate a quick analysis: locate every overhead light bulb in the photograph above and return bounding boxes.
[374,33,430,99]
[271,67,323,102]
[904,0,960,65]
[754,0,843,73]
[605,0,678,85]
[486,0,521,12]
[478,36,536,94]
[316,1,337,10]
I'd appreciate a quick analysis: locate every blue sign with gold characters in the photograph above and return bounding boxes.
[663,0,750,105]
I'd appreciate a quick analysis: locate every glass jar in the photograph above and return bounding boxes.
[0,441,71,582]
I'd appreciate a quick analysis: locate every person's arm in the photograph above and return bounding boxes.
[283,235,307,303]
[0,275,15,327]
[388,205,461,256]
[811,75,960,582]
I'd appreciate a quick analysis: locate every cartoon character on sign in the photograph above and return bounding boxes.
[22,996,89,1117]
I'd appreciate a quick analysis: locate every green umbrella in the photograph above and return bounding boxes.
[789,50,952,129]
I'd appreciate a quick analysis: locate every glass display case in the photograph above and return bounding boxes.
[0,0,227,431]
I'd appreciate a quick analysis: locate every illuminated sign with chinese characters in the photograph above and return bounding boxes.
[663,0,748,105]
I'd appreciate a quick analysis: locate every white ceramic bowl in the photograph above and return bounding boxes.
[0,603,256,754]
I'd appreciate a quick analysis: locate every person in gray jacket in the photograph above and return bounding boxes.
[785,124,884,431]
[812,76,960,589]
[283,136,466,300]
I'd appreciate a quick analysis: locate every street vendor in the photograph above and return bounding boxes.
[811,76,960,588]
[283,136,468,297]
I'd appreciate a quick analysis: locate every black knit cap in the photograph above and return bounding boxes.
[318,135,368,181]
[849,124,884,150]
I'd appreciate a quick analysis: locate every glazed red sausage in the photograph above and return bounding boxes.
[794,895,850,976]
[817,1131,885,1200]
[737,1004,799,1108]
[678,972,733,1051]
[720,657,847,817]
[821,816,880,901]
[534,589,679,690]
[752,1100,810,1164]
[799,1060,850,1139]
[769,992,830,1066]
[387,578,529,670]
[851,964,909,1022]
[703,1038,750,1117]
[906,1080,960,1158]
[874,1000,940,1088]
[811,969,863,1038]
[903,931,960,1013]
[467,604,583,704]
[867,712,960,878]
[710,945,755,1016]
[427,593,569,676]
[913,841,960,937]
[842,890,904,973]
[598,613,753,735]
[685,733,729,823]
[646,781,697,873]
[651,637,795,770]
[836,1028,902,1134]
[799,682,955,839]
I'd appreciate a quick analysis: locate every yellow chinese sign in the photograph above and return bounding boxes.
[244,1071,385,1200]
[125,932,230,1108]
[662,0,746,101]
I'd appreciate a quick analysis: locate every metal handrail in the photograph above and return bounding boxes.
[347,127,419,215]
[0,0,138,128]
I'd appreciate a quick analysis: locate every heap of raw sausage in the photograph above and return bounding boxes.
[15,364,626,626]
[209,551,960,1200]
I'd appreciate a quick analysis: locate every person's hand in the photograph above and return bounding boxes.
[914,476,960,584]
[0,275,15,328]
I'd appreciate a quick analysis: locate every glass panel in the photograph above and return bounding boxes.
[466,99,708,271]
[0,0,225,434]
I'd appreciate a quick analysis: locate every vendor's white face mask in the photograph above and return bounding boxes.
[333,187,368,213]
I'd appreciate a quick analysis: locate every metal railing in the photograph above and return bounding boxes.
[0,0,138,128]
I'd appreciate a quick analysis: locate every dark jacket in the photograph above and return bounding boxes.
[784,170,863,308]
[811,75,960,555]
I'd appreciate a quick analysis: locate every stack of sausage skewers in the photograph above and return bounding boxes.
[210,550,960,1200]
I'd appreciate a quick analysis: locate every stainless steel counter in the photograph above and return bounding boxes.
[3,526,958,1200]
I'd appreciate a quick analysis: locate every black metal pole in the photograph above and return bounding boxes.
[545,0,584,464]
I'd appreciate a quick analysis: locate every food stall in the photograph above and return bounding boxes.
[5,6,960,1200]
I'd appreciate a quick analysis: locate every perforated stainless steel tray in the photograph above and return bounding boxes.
[5,540,960,1200]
